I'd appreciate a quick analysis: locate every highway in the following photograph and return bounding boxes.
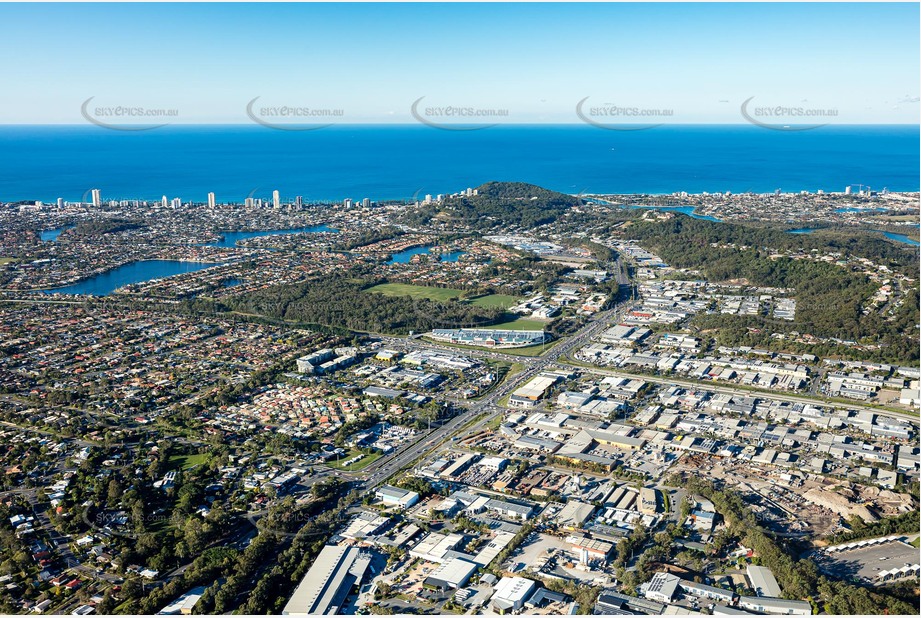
[352,303,627,491]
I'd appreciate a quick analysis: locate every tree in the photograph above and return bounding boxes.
[107,478,123,506]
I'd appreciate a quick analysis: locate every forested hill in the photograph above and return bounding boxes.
[474,181,579,204]
[628,215,920,363]
[400,181,582,230]
[628,215,919,277]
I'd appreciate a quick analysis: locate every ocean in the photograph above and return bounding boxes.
[1,124,917,203]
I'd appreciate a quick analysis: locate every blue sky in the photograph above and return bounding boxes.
[1,2,918,124]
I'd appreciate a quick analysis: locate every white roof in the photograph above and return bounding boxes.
[410,532,463,562]
[557,501,595,526]
[746,565,782,598]
[426,557,478,587]
[282,545,364,615]
[492,576,537,604]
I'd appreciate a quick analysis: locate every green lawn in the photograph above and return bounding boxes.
[471,361,523,399]
[911,537,920,548]
[480,315,549,331]
[0,257,16,265]
[501,339,560,356]
[168,452,210,471]
[469,294,520,309]
[365,283,465,302]
[423,336,555,356]
[326,449,383,471]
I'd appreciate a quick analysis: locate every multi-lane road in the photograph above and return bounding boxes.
[351,303,628,491]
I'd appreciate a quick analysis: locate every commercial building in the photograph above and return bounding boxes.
[439,453,479,479]
[363,386,405,399]
[429,328,549,349]
[565,535,613,560]
[296,349,335,374]
[374,485,419,509]
[410,532,464,563]
[596,590,665,615]
[878,564,921,583]
[402,350,477,371]
[340,512,391,541]
[472,530,516,566]
[554,431,617,471]
[491,577,537,613]
[508,374,562,408]
[282,545,372,615]
[479,456,508,471]
[599,325,651,346]
[900,388,920,406]
[157,586,206,615]
[557,501,596,530]
[712,607,756,615]
[746,565,782,598]
[583,428,646,451]
[644,572,681,603]
[738,596,812,615]
[375,349,401,362]
[639,488,658,515]
[690,509,716,533]
[423,557,478,591]
[677,580,736,604]
[483,498,534,520]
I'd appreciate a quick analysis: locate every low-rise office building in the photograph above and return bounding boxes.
[374,485,420,509]
[491,576,537,613]
[282,545,372,616]
[738,596,812,615]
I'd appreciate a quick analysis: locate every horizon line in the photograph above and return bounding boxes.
[1,122,919,128]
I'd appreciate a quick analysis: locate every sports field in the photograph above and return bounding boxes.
[469,294,520,309]
[480,315,549,331]
[364,282,465,301]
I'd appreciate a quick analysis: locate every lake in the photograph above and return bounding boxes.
[388,246,466,264]
[40,225,74,242]
[440,250,466,262]
[206,224,337,248]
[786,227,919,247]
[878,231,920,246]
[626,205,721,222]
[834,207,889,213]
[43,260,220,296]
